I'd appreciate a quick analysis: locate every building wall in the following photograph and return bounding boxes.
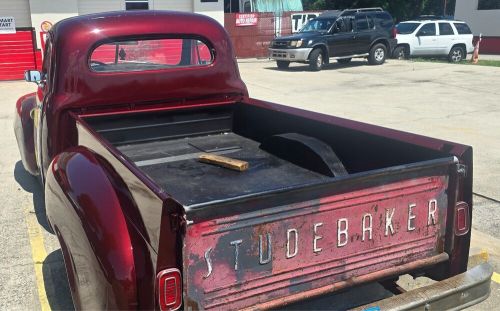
[2,0,224,52]
[155,0,193,12]
[78,0,123,15]
[455,0,500,36]
[193,0,224,25]
[29,0,79,48]
[455,0,500,53]
[0,0,32,27]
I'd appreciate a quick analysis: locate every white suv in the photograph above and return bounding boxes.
[393,20,474,62]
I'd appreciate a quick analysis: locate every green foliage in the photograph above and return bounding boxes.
[302,0,456,22]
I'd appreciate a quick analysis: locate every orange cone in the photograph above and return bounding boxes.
[471,34,482,64]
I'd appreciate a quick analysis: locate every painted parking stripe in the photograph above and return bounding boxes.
[25,208,50,311]
[492,272,500,284]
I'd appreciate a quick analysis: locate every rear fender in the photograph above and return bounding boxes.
[14,92,38,175]
[45,146,154,309]
[370,38,390,52]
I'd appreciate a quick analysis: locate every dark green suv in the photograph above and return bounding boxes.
[269,8,397,71]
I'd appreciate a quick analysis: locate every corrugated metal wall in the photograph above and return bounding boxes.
[225,12,293,58]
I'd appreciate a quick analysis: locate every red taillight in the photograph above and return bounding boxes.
[157,268,182,311]
[391,27,398,38]
[454,201,470,236]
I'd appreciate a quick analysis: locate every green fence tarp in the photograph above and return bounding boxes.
[253,0,303,13]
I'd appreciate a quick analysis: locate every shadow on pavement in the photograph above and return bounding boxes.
[277,282,392,310]
[14,161,53,234]
[264,60,367,72]
[43,250,75,310]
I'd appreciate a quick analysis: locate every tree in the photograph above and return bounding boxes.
[302,0,456,21]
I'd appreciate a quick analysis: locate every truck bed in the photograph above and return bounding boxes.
[81,102,463,310]
[117,132,329,206]
[84,103,453,209]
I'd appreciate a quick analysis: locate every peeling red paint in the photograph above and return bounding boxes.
[183,176,449,310]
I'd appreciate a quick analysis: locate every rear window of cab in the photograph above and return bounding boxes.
[90,37,214,72]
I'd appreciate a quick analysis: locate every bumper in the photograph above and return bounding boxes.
[269,48,313,62]
[352,263,493,311]
[388,38,397,53]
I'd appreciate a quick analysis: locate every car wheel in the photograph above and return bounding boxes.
[448,46,465,63]
[368,43,387,65]
[276,60,290,69]
[393,46,409,60]
[337,58,352,64]
[309,49,324,71]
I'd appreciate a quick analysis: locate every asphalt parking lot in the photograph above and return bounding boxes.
[1,58,499,310]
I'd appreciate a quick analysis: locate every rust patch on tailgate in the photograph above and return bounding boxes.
[183,176,449,310]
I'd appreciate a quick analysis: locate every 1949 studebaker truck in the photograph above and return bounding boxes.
[14,10,492,311]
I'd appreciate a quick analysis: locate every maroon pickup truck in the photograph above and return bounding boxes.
[14,11,491,311]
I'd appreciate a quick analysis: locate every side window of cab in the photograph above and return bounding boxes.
[41,37,53,88]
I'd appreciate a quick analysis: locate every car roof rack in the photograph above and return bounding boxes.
[341,7,384,16]
[413,15,455,21]
[318,7,384,19]
[317,10,342,18]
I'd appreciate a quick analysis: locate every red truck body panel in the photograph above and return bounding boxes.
[13,10,478,311]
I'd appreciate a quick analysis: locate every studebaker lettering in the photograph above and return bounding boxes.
[205,199,439,276]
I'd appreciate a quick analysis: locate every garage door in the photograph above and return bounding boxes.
[0,0,37,80]
[0,29,38,81]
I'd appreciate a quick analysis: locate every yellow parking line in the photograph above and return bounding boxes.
[24,209,50,311]
[492,272,500,284]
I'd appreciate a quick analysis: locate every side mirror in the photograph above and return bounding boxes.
[24,70,42,84]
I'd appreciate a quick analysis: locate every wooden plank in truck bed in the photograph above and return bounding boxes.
[117,133,330,206]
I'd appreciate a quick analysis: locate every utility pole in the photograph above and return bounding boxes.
[444,0,448,16]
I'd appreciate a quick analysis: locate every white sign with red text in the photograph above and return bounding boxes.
[236,13,258,26]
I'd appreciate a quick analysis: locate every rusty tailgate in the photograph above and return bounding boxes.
[182,157,459,310]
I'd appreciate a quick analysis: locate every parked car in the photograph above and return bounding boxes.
[393,19,474,62]
[15,10,492,310]
[269,8,397,71]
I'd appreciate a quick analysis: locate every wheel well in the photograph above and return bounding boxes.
[370,39,389,52]
[396,43,410,51]
[309,45,328,63]
[451,43,466,53]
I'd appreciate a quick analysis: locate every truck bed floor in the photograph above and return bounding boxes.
[117,132,330,206]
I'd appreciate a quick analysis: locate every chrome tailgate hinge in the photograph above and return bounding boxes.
[170,213,187,233]
[457,164,467,178]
